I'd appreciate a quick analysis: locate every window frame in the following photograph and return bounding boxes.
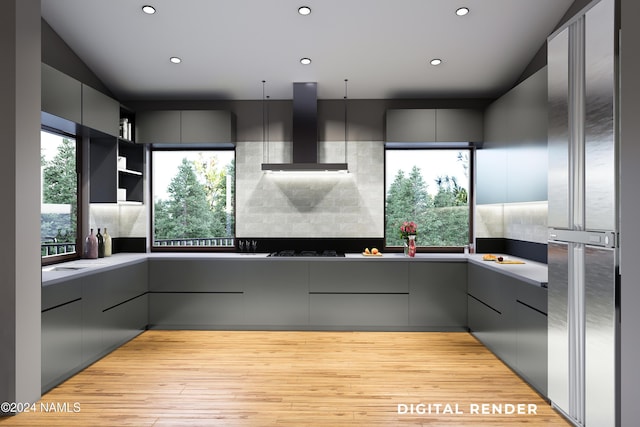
[41,126,82,265]
[149,145,236,252]
[383,146,475,253]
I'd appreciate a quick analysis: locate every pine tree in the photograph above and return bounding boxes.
[42,138,77,241]
[154,158,215,241]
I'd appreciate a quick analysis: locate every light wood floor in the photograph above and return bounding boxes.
[1,331,570,426]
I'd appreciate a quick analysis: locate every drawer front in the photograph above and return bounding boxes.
[309,294,408,327]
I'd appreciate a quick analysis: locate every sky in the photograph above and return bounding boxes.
[385,150,470,196]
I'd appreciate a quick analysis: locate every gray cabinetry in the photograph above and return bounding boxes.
[181,110,235,144]
[386,109,483,143]
[386,109,436,142]
[42,260,148,392]
[41,278,83,392]
[149,259,247,327]
[409,262,467,329]
[243,262,308,326]
[82,84,120,137]
[148,258,468,331]
[136,110,181,144]
[309,261,409,329]
[435,109,484,142]
[467,263,548,396]
[149,259,307,328]
[478,68,548,204]
[41,64,120,137]
[136,110,235,144]
[41,63,82,124]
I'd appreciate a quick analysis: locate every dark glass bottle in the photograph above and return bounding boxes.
[96,228,105,258]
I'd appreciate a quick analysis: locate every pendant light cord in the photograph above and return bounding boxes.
[344,79,348,164]
[262,80,266,164]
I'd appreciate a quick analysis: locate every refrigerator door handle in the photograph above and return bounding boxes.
[548,229,616,248]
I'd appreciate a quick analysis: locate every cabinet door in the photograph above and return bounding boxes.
[82,84,119,136]
[435,109,483,142]
[409,262,467,328]
[42,299,83,392]
[309,261,408,293]
[516,300,548,396]
[386,109,436,142]
[41,63,82,123]
[136,110,181,144]
[181,110,234,144]
[309,294,409,328]
[103,294,148,350]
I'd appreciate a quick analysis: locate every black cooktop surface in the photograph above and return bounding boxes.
[268,250,344,257]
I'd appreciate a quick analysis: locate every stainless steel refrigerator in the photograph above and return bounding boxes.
[547,0,618,426]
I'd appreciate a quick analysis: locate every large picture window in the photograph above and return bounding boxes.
[152,149,235,249]
[41,129,79,261]
[385,149,471,249]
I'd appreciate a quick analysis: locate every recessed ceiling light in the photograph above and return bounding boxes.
[169,57,182,64]
[298,6,311,15]
[430,58,442,66]
[456,7,469,16]
[142,5,156,14]
[300,57,312,65]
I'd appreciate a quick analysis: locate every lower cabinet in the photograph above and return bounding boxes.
[467,263,548,396]
[42,260,148,393]
[409,262,467,330]
[147,259,467,331]
[309,294,409,328]
[42,299,83,392]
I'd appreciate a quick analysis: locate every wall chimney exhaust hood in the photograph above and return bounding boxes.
[261,82,348,173]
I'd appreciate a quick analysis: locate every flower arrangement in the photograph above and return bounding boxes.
[399,221,417,240]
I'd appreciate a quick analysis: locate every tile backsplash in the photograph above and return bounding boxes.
[475,201,548,244]
[236,140,384,238]
[89,203,146,238]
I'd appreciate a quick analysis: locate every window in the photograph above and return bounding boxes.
[385,149,471,249]
[41,129,79,262]
[152,149,235,249]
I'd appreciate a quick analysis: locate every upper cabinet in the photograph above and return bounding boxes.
[136,110,235,145]
[82,84,120,137]
[42,63,82,124]
[385,108,483,143]
[41,63,120,138]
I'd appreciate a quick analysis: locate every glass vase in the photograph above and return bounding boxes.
[408,235,417,257]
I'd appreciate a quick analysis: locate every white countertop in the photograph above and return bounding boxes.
[42,252,546,287]
[42,253,148,286]
[466,253,548,287]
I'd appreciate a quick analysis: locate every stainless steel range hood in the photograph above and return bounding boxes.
[261,82,348,172]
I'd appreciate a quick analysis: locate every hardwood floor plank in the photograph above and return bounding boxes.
[0,331,570,426]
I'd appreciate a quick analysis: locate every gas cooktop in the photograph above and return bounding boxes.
[267,250,345,257]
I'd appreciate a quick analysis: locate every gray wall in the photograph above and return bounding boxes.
[41,18,113,97]
[0,0,42,408]
[619,0,640,424]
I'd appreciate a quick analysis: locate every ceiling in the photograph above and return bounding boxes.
[41,0,574,101]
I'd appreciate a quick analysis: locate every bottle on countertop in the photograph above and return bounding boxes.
[84,228,98,259]
[103,228,112,257]
[96,228,105,258]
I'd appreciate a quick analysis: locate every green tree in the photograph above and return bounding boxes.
[385,166,469,248]
[385,166,434,246]
[193,155,235,238]
[154,158,216,240]
[432,175,469,246]
[41,138,77,242]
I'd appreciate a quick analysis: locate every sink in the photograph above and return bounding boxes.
[43,266,88,272]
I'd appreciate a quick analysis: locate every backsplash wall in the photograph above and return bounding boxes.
[475,201,548,244]
[236,140,384,238]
